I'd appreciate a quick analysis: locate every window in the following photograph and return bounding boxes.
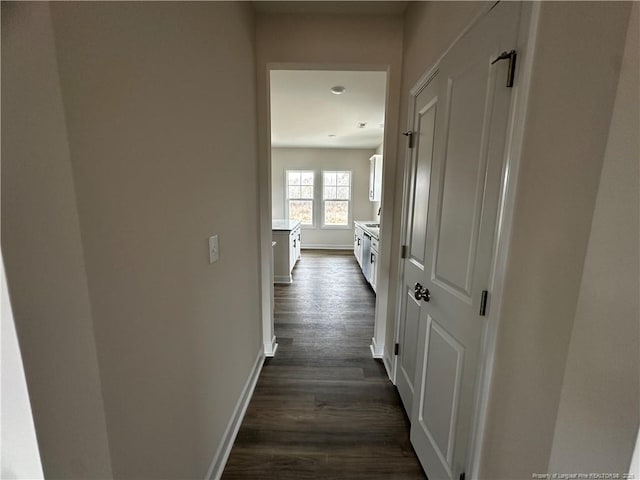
[323,171,351,227]
[286,170,314,226]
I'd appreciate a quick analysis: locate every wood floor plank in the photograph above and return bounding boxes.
[222,251,426,479]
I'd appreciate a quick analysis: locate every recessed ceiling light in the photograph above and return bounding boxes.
[328,134,337,138]
[330,86,346,95]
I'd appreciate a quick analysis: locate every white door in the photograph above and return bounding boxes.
[410,3,521,479]
[395,77,439,414]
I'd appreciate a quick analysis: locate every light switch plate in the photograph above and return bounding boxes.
[208,235,219,264]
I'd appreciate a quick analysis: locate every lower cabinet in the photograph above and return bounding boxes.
[273,222,301,284]
[370,237,378,293]
[354,223,379,293]
[293,225,301,262]
[354,226,364,268]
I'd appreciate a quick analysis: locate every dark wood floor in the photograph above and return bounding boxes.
[222,251,426,479]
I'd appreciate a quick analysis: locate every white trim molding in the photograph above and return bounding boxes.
[369,336,384,358]
[370,337,394,381]
[365,334,396,382]
[205,350,265,480]
[264,335,278,358]
[273,274,293,284]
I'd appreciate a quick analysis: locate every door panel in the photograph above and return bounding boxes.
[398,290,421,394]
[416,316,464,475]
[395,79,439,415]
[408,3,522,479]
[409,101,437,265]
[433,62,494,300]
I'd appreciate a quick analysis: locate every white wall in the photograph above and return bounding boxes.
[3,2,262,478]
[49,3,261,477]
[256,11,404,359]
[548,5,639,473]
[480,2,632,477]
[1,3,113,477]
[272,148,375,248]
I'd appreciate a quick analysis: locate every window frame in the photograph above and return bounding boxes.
[321,170,352,230]
[284,169,316,228]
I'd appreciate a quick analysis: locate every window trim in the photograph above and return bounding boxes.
[321,170,352,230]
[284,169,315,228]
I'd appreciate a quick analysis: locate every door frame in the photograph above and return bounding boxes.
[259,63,395,362]
[391,2,541,476]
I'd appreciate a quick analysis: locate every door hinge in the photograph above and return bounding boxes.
[402,131,415,148]
[400,245,408,259]
[394,343,400,355]
[479,290,489,316]
[491,49,517,87]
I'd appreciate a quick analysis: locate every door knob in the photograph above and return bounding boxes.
[414,282,431,302]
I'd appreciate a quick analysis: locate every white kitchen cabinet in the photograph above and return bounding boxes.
[294,225,301,261]
[369,154,383,202]
[289,224,301,269]
[272,219,302,284]
[354,221,380,293]
[354,224,364,267]
[370,237,378,293]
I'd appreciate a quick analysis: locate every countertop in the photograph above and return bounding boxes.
[272,219,302,231]
[354,220,380,240]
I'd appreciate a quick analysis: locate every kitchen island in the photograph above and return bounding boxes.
[272,219,302,284]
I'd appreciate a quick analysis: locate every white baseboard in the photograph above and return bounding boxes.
[264,335,278,358]
[301,244,353,250]
[370,339,394,382]
[273,274,292,284]
[370,337,384,358]
[205,350,264,480]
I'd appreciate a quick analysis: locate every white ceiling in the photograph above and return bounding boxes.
[270,70,387,149]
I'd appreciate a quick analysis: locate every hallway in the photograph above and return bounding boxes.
[222,251,426,479]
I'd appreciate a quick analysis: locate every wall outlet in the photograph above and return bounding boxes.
[208,235,219,264]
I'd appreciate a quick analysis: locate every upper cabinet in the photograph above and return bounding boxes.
[369,154,383,202]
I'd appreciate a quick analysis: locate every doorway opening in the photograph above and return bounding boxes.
[267,67,389,358]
